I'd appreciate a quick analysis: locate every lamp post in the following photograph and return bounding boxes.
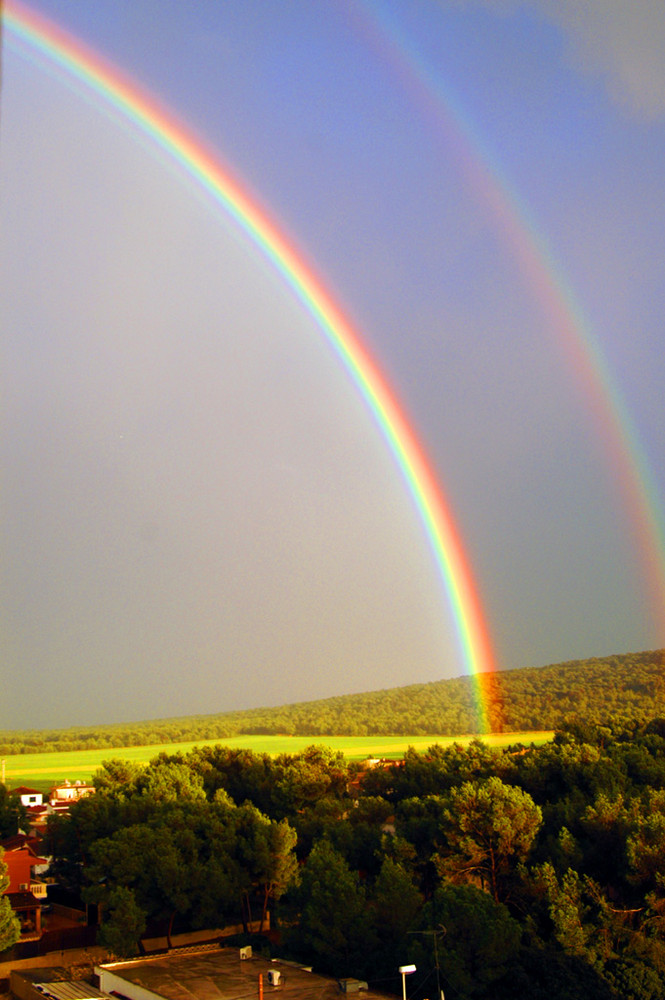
[398,964,416,1000]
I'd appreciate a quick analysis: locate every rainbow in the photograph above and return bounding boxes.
[3,2,498,730]
[357,2,665,638]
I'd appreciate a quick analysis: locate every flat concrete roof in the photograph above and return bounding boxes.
[97,948,386,1000]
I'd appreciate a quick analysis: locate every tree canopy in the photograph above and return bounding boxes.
[36,715,665,999]
[0,847,20,954]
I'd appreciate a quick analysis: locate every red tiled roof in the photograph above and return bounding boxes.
[6,891,42,909]
[1,834,29,850]
[1,835,48,863]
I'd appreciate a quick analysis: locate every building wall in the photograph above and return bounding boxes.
[19,793,43,807]
[4,849,33,892]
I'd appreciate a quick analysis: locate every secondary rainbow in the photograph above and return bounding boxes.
[4,1,498,730]
[358,2,665,638]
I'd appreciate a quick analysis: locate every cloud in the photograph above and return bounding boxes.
[543,0,665,119]
[453,0,665,118]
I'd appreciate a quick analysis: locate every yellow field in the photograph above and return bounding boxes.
[2,731,554,791]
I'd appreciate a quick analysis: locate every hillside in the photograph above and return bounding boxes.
[2,648,664,755]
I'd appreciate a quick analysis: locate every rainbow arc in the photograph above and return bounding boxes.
[359,2,665,641]
[4,1,498,731]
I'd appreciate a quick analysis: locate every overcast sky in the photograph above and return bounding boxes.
[2,1,664,730]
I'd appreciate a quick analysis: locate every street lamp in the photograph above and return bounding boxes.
[398,965,416,1000]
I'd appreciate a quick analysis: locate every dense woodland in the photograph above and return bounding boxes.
[1,648,664,754]
[2,716,665,998]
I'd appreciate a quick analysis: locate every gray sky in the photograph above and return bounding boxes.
[2,1,664,730]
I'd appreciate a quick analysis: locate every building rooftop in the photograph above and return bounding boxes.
[6,890,42,909]
[34,981,108,1000]
[96,948,386,1000]
[10,970,108,1000]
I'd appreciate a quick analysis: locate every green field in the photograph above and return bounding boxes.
[1,731,553,792]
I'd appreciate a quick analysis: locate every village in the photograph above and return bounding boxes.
[2,783,96,947]
[1,775,407,1000]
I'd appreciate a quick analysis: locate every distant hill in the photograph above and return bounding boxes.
[2,648,664,755]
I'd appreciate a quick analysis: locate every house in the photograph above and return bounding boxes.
[2,834,49,938]
[9,786,50,834]
[11,786,44,808]
[49,780,95,805]
[24,801,51,834]
[2,834,49,891]
[48,781,95,818]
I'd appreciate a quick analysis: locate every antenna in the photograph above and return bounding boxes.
[409,925,446,1000]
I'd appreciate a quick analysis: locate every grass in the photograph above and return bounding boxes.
[2,731,554,792]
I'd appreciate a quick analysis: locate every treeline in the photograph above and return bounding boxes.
[30,716,665,999]
[2,648,664,754]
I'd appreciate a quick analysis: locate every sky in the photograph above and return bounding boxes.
[2,1,665,731]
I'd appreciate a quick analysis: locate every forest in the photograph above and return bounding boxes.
[4,714,665,999]
[1,648,664,755]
